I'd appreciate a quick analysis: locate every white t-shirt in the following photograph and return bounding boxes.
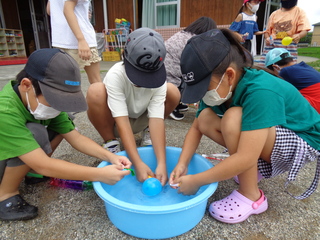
[104,62,166,119]
[49,0,97,49]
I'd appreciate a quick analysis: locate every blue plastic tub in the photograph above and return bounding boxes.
[93,146,218,239]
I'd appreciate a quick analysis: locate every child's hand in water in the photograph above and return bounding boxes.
[169,163,188,189]
[135,161,155,182]
[176,175,200,196]
[155,163,168,186]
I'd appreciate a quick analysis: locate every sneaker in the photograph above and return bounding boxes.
[169,109,185,121]
[102,139,121,153]
[176,102,189,112]
[0,194,38,221]
[141,127,152,146]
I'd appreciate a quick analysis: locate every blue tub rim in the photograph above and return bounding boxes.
[93,146,218,214]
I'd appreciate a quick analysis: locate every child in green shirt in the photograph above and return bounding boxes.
[169,29,320,224]
[0,48,131,221]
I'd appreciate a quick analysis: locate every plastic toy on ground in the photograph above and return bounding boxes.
[49,178,93,191]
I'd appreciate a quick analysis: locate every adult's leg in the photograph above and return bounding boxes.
[87,82,116,142]
[84,62,102,84]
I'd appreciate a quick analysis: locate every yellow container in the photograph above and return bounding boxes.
[106,35,116,42]
[102,51,121,61]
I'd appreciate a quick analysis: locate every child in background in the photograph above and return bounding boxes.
[47,0,102,84]
[265,48,320,113]
[229,0,264,54]
[164,16,217,120]
[257,0,311,66]
[169,29,320,224]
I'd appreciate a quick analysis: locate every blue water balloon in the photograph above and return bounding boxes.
[142,177,162,196]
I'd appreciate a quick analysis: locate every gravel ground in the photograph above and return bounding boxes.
[0,59,319,240]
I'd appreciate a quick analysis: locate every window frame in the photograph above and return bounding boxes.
[154,0,180,29]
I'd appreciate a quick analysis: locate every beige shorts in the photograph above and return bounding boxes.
[60,47,102,69]
[113,111,149,137]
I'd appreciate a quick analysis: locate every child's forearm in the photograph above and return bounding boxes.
[149,118,166,166]
[178,120,203,166]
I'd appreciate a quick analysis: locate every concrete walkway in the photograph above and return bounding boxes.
[0,57,319,240]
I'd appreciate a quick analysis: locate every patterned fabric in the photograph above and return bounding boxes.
[258,125,320,199]
[154,28,185,41]
[164,31,195,87]
[255,39,297,67]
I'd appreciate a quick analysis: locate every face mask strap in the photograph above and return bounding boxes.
[215,73,226,91]
[25,91,31,109]
[31,85,40,104]
[25,86,39,110]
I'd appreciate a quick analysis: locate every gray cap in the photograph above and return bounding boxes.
[24,48,87,112]
[124,28,166,88]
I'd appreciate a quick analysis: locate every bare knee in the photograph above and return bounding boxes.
[221,106,242,135]
[197,108,221,133]
[164,83,181,117]
[87,82,107,105]
[166,83,180,105]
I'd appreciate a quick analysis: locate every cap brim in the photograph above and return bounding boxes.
[39,82,88,112]
[181,73,212,104]
[124,58,166,88]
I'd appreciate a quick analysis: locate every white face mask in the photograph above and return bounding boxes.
[26,86,61,120]
[249,3,260,13]
[202,73,233,107]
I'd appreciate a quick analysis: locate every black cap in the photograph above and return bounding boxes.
[180,29,230,103]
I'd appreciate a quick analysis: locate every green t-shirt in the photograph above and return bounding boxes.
[0,81,75,160]
[196,68,320,150]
